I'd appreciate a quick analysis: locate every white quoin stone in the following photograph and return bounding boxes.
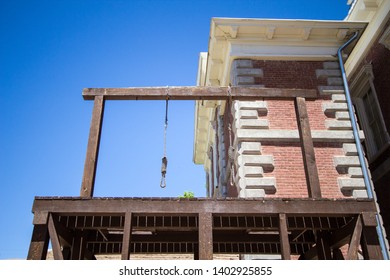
[239,119,269,129]
[237,155,274,168]
[238,142,262,155]
[338,177,366,191]
[331,94,346,103]
[325,120,352,130]
[348,167,363,178]
[343,143,358,156]
[322,102,348,114]
[334,156,361,168]
[336,111,350,120]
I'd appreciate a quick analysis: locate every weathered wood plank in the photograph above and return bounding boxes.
[329,217,357,249]
[71,231,82,260]
[80,95,105,198]
[48,214,64,260]
[27,224,49,260]
[361,226,383,259]
[346,215,363,260]
[121,212,133,260]
[316,231,332,260]
[198,212,213,260]
[82,87,317,100]
[361,213,383,260]
[279,213,291,260]
[32,197,377,216]
[295,97,322,198]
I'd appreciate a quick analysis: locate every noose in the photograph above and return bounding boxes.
[160,89,169,188]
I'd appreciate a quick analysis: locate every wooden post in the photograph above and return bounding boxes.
[27,212,49,260]
[121,212,133,260]
[295,97,321,198]
[48,214,64,260]
[279,214,291,260]
[198,212,213,260]
[71,231,83,260]
[361,212,383,259]
[346,215,363,260]
[316,231,332,260]
[27,225,49,260]
[80,95,105,198]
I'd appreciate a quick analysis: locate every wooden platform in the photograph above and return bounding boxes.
[27,197,383,260]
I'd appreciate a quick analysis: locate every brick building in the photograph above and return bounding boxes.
[194,0,390,257]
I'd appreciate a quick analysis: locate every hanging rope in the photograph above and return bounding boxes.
[160,87,169,188]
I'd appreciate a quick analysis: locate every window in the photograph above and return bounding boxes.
[351,64,390,161]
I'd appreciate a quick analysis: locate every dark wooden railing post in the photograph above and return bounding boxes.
[198,212,213,260]
[80,95,105,198]
[279,213,291,260]
[121,212,133,260]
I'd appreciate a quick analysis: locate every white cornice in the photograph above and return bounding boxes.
[206,18,366,88]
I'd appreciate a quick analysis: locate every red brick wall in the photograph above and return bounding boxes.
[253,60,327,90]
[306,99,328,130]
[250,60,344,199]
[265,99,298,130]
[314,143,345,198]
[262,143,308,198]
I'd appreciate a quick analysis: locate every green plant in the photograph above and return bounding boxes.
[179,191,194,198]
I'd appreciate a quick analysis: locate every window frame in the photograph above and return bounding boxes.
[350,64,390,162]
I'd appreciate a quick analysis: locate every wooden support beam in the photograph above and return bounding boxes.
[316,231,332,260]
[329,217,357,249]
[121,212,133,260]
[48,214,64,260]
[361,213,383,260]
[361,227,383,259]
[71,231,83,260]
[346,214,363,260]
[198,212,213,260]
[279,214,291,260]
[82,86,317,101]
[295,97,321,198]
[27,224,49,260]
[32,197,377,216]
[80,95,105,198]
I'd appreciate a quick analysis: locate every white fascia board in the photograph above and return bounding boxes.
[229,42,340,60]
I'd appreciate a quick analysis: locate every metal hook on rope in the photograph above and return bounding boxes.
[160,87,169,188]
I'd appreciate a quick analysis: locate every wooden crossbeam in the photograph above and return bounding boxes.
[82,86,317,101]
[32,197,377,216]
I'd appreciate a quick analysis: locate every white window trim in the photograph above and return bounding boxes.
[350,64,390,161]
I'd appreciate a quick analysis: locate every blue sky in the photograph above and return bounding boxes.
[0,0,350,259]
